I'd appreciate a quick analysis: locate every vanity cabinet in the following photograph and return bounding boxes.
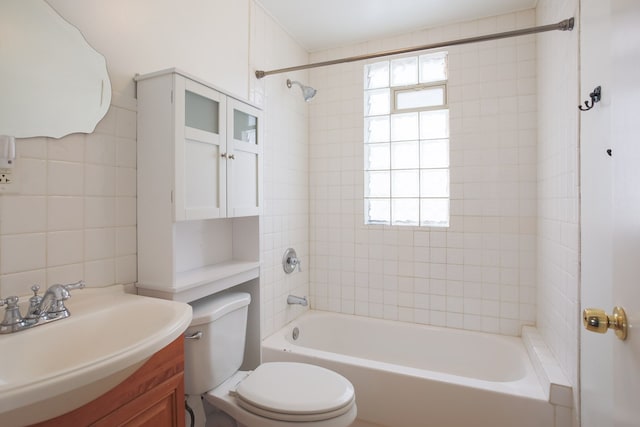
[31,337,185,427]
[135,69,261,303]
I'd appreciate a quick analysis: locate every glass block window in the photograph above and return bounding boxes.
[364,52,449,227]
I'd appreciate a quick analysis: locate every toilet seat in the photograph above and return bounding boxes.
[204,368,357,427]
[233,362,355,422]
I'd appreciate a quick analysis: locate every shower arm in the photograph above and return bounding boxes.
[255,18,574,79]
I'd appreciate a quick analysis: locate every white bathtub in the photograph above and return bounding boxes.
[262,311,554,427]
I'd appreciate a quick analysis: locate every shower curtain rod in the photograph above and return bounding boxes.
[255,17,574,79]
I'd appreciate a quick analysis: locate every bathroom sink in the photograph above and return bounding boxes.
[0,286,192,426]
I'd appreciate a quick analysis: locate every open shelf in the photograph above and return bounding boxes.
[137,260,260,302]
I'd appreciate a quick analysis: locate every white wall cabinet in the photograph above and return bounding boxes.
[137,69,262,222]
[135,69,261,302]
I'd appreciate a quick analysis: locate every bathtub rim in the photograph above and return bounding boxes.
[262,310,548,402]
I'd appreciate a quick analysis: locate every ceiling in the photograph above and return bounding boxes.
[257,0,538,52]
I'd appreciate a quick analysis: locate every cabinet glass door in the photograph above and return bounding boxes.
[186,90,219,133]
[227,99,262,217]
[174,77,227,221]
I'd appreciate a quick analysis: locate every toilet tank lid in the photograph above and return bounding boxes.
[190,292,251,326]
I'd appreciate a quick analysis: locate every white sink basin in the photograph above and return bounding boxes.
[0,286,192,426]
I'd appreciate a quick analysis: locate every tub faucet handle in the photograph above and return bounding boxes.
[283,248,302,274]
[290,256,302,272]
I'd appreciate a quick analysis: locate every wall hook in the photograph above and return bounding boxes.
[579,86,601,111]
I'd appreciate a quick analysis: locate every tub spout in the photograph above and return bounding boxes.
[287,295,308,306]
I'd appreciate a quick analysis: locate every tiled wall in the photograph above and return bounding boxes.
[249,2,311,338]
[308,10,538,336]
[536,0,580,421]
[0,95,138,298]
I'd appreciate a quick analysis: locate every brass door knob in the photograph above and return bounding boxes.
[583,306,628,340]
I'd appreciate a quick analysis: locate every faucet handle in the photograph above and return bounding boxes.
[0,296,19,308]
[283,248,302,274]
[63,280,85,291]
[1,296,24,329]
[50,280,86,300]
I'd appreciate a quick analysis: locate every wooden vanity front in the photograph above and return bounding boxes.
[31,336,185,427]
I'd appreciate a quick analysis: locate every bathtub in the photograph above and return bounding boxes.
[262,311,554,427]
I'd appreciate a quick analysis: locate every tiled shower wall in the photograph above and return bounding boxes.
[249,2,312,338]
[536,0,580,418]
[0,95,138,298]
[308,10,539,336]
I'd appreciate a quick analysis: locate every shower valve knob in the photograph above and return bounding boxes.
[282,248,301,274]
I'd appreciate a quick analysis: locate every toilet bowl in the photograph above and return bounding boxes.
[184,292,356,427]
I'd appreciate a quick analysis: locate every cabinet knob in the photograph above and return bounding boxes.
[221,153,227,158]
[228,154,235,160]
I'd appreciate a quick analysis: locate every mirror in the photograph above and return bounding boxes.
[0,0,111,139]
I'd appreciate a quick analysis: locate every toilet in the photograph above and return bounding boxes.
[184,292,357,427]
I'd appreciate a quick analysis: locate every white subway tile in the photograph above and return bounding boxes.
[84,228,116,261]
[116,167,137,197]
[19,158,47,195]
[0,233,46,274]
[48,161,83,196]
[47,196,84,231]
[116,226,137,256]
[84,258,115,287]
[47,230,83,267]
[115,108,137,139]
[84,164,115,196]
[85,133,116,165]
[0,196,47,234]
[84,197,116,228]
[16,137,47,159]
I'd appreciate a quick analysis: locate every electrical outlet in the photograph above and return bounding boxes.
[0,168,12,183]
[0,167,17,193]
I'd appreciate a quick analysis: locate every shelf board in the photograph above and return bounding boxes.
[136,260,260,302]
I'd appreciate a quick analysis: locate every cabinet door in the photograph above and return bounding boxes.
[174,77,227,221]
[92,373,184,427]
[227,98,262,217]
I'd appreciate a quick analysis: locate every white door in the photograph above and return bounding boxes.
[580,0,640,426]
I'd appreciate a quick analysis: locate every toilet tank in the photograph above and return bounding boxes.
[183,292,251,395]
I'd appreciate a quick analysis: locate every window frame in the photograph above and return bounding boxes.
[363,51,450,228]
[391,81,448,114]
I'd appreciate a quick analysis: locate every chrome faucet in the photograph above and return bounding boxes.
[38,281,85,318]
[0,280,85,334]
[287,295,308,306]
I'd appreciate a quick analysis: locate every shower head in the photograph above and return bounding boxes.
[286,79,317,102]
